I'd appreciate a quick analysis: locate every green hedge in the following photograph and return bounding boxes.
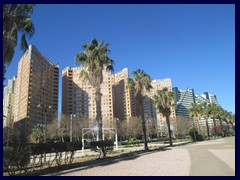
[28,142,82,154]
[90,140,114,148]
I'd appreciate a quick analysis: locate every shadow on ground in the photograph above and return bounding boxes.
[23,146,174,176]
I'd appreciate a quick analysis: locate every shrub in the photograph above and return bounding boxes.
[188,127,198,141]
[228,129,235,136]
[3,146,31,173]
[90,140,114,148]
[196,134,204,141]
[90,140,114,158]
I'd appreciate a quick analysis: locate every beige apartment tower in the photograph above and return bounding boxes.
[112,68,139,122]
[62,67,176,135]
[14,45,59,142]
[62,67,114,128]
[144,78,177,135]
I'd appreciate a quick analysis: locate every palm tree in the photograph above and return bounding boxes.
[3,4,35,82]
[223,111,235,130]
[189,103,202,130]
[201,102,212,138]
[31,124,44,143]
[209,103,226,137]
[189,103,201,141]
[218,107,226,134]
[209,103,219,137]
[126,69,152,150]
[75,38,114,141]
[230,113,235,129]
[154,88,174,146]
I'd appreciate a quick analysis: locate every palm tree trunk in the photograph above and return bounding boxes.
[95,86,106,158]
[140,100,148,151]
[205,119,210,138]
[213,118,217,137]
[219,118,223,135]
[166,116,173,146]
[95,86,103,140]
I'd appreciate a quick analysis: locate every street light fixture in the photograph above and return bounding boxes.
[6,105,12,147]
[70,114,76,142]
[114,118,119,150]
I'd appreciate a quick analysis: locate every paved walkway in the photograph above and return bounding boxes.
[186,137,235,176]
[50,137,235,176]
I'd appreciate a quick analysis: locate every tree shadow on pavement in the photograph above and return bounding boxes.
[25,146,173,176]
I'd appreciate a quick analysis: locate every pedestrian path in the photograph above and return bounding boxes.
[44,137,235,176]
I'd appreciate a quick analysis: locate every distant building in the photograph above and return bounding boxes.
[173,87,195,119]
[3,76,17,128]
[195,92,220,106]
[13,45,59,142]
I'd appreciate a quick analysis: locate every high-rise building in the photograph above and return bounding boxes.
[173,88,195,119]
[3,76,17,128]
[209,94,219,105]
[112,68,139,122]
[62,66,114,128]
[195,92,220,106]
[145,78,177,135]
[13,45,59,141]
[62,67,177,134]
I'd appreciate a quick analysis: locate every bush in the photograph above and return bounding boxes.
[29,142,82,154]
[196,134,204,141]
[189,127,198,141]
[90,140,114,148]
[3,146,31,172]
[90,140,114,158]
[228,129,235,136]
[120,138,140,145]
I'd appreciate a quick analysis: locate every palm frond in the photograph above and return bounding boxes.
[126,78,135,89]
[20,34,28,51]
[79,70,89,82]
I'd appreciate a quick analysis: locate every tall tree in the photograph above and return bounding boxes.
[126,116,143,139]
[154,88,174,146]
[3,4,35,82]
[201,102,212,138]
[213,106,224,135]
[59,114,70,142]
[209,103,220,136]
[126,69,152,150]
[223,111,235,130]
[75,38,114,141]
[31,124,44,143]
[189,102,202,131]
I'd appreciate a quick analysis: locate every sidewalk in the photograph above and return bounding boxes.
[44,141,192,176]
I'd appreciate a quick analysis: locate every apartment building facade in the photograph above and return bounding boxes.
[144,78,177,135]
[173,87,195,119]
[13,45,59,141]
[62,66,114,128]
[3,76,17,128]
[112,68,139,122]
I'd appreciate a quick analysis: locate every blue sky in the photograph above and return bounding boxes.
[4,4,235,113]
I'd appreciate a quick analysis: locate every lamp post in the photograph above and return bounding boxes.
[37,104,52,143]
[7,105,12,147]
[70,114,76,142]
[114,118,118,150]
